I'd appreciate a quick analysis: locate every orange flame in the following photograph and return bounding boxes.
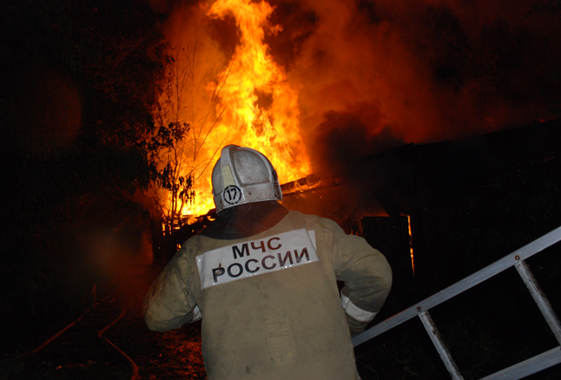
[163,0,311,219]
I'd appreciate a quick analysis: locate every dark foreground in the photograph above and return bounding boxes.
[3,259,561,380]
[2,265,206,380]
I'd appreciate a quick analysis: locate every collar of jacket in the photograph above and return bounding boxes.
[201,200,289,240]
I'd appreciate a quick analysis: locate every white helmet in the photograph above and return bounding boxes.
[212,145,282,213]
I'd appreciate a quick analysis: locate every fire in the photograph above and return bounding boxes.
[160,0,311,220]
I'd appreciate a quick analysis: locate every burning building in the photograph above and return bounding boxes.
[148,0,561,227]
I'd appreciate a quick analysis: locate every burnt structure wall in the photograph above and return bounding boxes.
[284,120,561,308]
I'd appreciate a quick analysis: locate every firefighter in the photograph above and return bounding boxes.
[143,145,392,380]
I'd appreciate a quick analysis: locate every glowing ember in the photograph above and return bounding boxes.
[280,174,343,196]
[161,0,311,219]
[407,214,415,276]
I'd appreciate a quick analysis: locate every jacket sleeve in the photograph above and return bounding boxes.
[324,218,392,336]
[143,247,201,332]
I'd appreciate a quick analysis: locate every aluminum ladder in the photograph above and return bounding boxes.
[353,226,561,379]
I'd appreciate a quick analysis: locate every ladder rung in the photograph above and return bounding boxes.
[418,311,464,380]
[515,260,561,345]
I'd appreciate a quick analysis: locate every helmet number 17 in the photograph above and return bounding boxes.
[223,185,242,205]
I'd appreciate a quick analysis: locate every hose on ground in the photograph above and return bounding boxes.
[31,288,139,380]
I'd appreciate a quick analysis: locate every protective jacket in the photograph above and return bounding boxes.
[144,202,392,380]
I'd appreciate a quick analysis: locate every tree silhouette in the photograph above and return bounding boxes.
[150,43,228,233]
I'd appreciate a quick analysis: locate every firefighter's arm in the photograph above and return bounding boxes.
[143,250,201,332]
[328,220,392,336]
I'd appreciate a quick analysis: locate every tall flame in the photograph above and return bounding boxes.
[165,0,311,218]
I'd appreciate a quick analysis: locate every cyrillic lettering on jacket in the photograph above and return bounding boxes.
[197,228,318,289]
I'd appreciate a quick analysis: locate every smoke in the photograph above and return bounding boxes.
[267,0,561,175]
[310,107,404,178]
[152,0,561,180]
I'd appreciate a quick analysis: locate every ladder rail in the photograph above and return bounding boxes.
[479,346,561,380]
[353,225,561,379]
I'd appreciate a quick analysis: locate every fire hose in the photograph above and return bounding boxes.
[31,292,139,380]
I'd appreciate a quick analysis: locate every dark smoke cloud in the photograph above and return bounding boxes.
[310,106,404,179]
[264,0,561,176]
